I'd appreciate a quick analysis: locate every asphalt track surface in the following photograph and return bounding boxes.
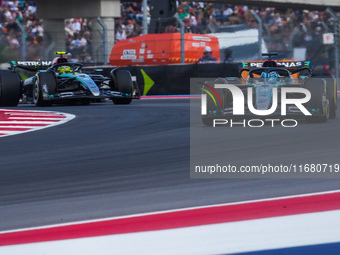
[1,98,340,231]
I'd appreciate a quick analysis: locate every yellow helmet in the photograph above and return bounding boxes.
[58,66,72,74]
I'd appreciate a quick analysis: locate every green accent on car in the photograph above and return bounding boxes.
[18,72,28,80]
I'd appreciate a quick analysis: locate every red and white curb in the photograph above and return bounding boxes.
[0,109,75,137]
[0,190,340,254]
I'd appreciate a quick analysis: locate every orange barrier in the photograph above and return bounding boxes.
[109,33,220,66]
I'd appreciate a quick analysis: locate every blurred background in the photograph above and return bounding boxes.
[0,0,339,76]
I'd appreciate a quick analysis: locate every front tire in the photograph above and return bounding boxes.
[324,77,337,119]
[112,70,133,105]
[33,72,57,106]
[0,71,21,107]
[305,78,329,123]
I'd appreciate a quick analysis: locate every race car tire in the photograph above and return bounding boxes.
[323,77,337,119]
[304,78,329,123]
[201,78,227,126]
[0,71,21,107]
[112,70,133,105]
[33,72,56,107]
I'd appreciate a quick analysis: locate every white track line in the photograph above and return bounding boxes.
[1,189,340,234]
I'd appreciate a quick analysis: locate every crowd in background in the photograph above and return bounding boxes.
[116,2,339,60]
[0,0,43,60]
[64,18,94,63]
[174,3,339,60]
[0,0,94,62]
[0,0,339,63]
[115,2,146,42]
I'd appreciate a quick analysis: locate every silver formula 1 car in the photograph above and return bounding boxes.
[0,52,140,106]
[201,53,337,126]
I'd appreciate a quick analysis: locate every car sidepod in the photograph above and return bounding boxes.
[75,74,100,96]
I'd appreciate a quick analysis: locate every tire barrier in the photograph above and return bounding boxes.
[84,62,240,95]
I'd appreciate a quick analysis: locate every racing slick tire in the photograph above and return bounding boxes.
[33,72,57,107]
[323,77,337,119]
[112,70,133,105]
[201,78,227,126]
[304,78,329,123]
[0,71,21,107]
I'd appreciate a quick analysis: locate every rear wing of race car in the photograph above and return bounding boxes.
[10,60,52,81]
[242,61,311,70]
[10,60,52,71]
[242,61,312,79]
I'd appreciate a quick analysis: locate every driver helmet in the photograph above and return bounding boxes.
[57,65,72,74]
[268,71,278,78]
[261,71,267,78]
[52,57,68,65]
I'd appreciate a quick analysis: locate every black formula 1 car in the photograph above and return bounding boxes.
[0,52,140,106]
[201,53,337,126]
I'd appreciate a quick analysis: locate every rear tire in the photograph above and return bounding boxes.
[0,71,21,107]
[304,78,329,123]
[33,72,56,107]
[112,70,133,105]
[324,77,337,119]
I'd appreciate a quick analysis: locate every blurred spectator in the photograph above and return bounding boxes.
[27,2,36,14]
[72,18,81,33]
[65,20,74,37]
[127,22,141,38]
[126,2,141,21]
[223,5,233,20]
[69,32,87,55]
[188,7,197,33]
[198,46,217,62]
[165,23,179,33]
[116,26,126,41]
[3,6,12,21]
[126,20,134,36]
[8,31,20,49]
[292,24,307,48]
[178,8,190,27]
[31,21,43,37]
[223,48,233,63]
